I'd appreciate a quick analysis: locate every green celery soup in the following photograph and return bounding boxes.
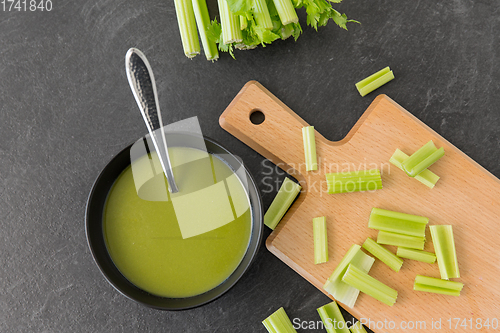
[103,146,252,298]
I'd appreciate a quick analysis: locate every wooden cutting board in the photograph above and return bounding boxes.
[220,81,500,332]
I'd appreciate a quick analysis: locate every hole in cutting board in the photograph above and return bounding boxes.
[250,110,265,125]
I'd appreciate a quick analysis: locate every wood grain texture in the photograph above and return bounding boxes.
[220,81,500,332]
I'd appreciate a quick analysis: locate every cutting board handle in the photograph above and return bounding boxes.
[220,81,327,182]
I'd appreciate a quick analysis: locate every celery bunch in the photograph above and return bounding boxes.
[174,0,357,60]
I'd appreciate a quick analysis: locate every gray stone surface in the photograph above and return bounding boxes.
[0,0,499,332]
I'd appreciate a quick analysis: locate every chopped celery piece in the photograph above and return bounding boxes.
[192,0,219,61]
[302,126,318,172]
[401,141,444,177]
[390,148,440,188]
[349,321,368,333]
[264,178,301,230]
[369,207,428,237]
[397,247,436,264]
[272,0,299,25]
[377,231,425,250]
[409,147,444,177]
[342,264,398,306]
[401,141,436,172]
[355,67,390,89]
[217,0,243,44]
[262,307,297,333]
[323,244,375,308]
[317,301,350,333]
[313,217,328,264]
[326,169,382,194]
[355,67,395,97]
[430,225,460,279]
[414,275,464,296]
[362,237,403,272]
[174,0,200,58]
[414,284,461,296]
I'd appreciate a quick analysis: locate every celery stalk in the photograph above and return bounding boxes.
[397,247,436,264]
[264,178,301,230]
[390,148,440,188]
[262,307,297,333]
[240,15,248,30]
[430,225,459,279]
[253,0,273,30]
[362,238,403,272]
[323,244,375,308]
[368,208,428,237]
[313,217,328,264]
[414,275,464,296]
[174,0,201,58]
[355,67,394,97]
[317,301,350,333]
[377,231,425,250]
[326,169,382,194]
[192,0,219,61]
[342,264,398,306]
[302,126,318,172]
[272,0,298,25]
[349,321,368,333]
[401,141,444,177]
[217,0,243,44]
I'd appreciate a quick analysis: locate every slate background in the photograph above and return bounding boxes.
[0,0,499,332]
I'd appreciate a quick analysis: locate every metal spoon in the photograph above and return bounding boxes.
[125,48,179,193]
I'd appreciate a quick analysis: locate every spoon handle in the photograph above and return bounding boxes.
[125,48,179,193]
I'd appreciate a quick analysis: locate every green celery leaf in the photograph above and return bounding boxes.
[331,9,348,29]
[225,0,252,15]
[242,16,280,46]
[291,22,302,40]
[220,42,236,58]
[206,18,223,43]
[262,29,280,44]
[294,0,358,31]
[242,28,260,46]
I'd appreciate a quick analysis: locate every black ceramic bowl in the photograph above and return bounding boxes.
[85,133,263,310]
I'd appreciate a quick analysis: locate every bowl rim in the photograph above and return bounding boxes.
[85,134,263,310]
